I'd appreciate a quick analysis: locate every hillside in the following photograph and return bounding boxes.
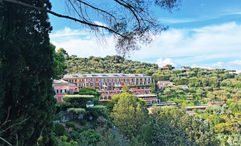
[65,55,158,75]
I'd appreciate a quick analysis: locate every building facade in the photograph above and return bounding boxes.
[157,81,174,90]
[63,74,152,101]
[53,80,76,102]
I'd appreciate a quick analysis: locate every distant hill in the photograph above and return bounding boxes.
[65,55,158,75]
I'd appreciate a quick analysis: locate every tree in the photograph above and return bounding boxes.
[0,1,56,145]
[165,64,175,70]
[51,44,67,79]
[111,93,148,138]
[57,48,69,60]
[79,87,101,104]
[150,106,218,145]
[3,0,179,57]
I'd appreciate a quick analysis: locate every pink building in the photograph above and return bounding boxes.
[63,74,152,101]
[157,81,173,90]
[53,80,76,102]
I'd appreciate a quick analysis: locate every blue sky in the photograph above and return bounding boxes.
[49,0,241,72]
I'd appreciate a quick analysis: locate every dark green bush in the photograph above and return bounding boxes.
[54,123,65,136]
[65,122,76,129]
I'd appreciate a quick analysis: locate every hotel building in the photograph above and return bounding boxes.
[63,74,153,101]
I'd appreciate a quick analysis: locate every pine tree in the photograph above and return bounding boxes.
[0,0,56,145]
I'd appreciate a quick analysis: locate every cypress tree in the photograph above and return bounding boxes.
[0,0,56,145]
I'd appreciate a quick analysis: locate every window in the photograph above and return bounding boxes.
[99,87,101,90]
[88,83,91,86]
[54,88,58,94]
[98,79,101,82]
[61,89,66,93]
[107,79,109,82]
[93,83,96,86]
[93,79,95,82]
[99,83,101,86]
[111,78,113,81]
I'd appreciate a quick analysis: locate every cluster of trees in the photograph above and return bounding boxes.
[65,55,158,75]
[196,100,241,145]
[154,67,241,103]
[56,92,241,146]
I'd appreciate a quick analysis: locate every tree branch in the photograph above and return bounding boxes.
[0,106,11,127]
[0,118,29,134]
[114,0,141,29]
[0,137,13,146]
[75,0,117,22]
[3,0,125,37]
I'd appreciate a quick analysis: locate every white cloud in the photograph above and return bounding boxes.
[159,10,241,24]
[156,58,175,67]
[50,22,241,72]
[132,22,241,63]
[50,27,116,57]
[50,27,89,38]
[229,60,241,66]
[191,60,241,73]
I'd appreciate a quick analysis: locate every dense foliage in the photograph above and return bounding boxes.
[65,55,158,75]
[0,1,56,145]
[154,67,241,104]
[111,93,148,138]
[196,100,241,145]
[51,44,67,79]
[79,87,101,104]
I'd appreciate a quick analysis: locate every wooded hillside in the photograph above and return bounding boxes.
[65,55,159,75]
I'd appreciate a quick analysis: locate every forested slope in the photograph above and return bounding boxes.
[65,55,158,75]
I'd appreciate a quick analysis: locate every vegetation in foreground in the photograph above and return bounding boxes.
[54,90,241,146]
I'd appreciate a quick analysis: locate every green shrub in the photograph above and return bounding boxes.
[67,108,86,114]
[60,135,68,142]
[54,123,65,136]
[66,122,75,129]
[78,129,101,145]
